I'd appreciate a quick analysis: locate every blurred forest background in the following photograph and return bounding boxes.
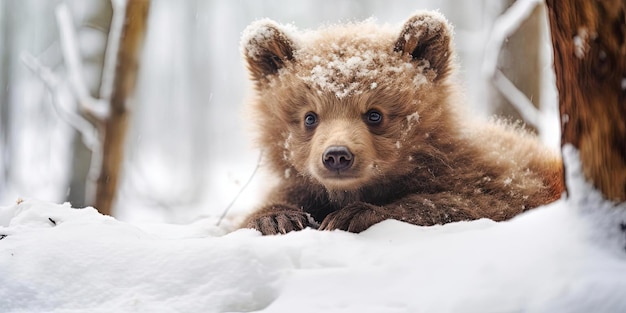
[0,0,559,223]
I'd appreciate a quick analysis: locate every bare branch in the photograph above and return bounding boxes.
[20,52,61,88]
[21,52,103,205]
[20,52,99,151]
[482,0,543,78]
[482,0,543,127]
[55,3,109,120]
[492,70,540,127]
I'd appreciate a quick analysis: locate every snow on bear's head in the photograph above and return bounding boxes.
[241,11,458,192]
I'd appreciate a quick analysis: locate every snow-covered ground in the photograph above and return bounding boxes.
[0,147,625,313]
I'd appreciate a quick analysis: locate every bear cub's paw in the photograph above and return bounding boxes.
[320,202,389,233]
[244,205,312,235]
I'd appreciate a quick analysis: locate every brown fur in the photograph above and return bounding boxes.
[239,12,564,235]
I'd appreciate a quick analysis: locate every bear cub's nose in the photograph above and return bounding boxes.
[323,146,354,171]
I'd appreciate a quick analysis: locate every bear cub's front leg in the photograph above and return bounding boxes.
[319,202,390,233]
[242,204,314,235]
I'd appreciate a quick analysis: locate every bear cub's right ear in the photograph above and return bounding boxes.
[394,11,454,83]
[241,19,296,82]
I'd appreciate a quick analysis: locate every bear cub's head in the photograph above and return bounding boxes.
[242,11,456,193]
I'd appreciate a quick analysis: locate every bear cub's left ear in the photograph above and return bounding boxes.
[394,11,454,82]
[241,19,296,83]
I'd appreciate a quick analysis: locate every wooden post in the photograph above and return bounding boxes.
[545,0,626,202]
[95,0,150,215]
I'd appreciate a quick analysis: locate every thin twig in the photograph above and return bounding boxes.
[216,151,263,226]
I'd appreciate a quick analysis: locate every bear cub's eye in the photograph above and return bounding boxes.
[364,109,383,125]
[304,112,318,128]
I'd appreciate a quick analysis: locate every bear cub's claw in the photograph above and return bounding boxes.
[246,210,311,235]
[320,202,388,233]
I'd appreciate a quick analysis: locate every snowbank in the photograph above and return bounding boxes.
[1,147,625,313]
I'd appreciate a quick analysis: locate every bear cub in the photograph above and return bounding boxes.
[239,11,563,235]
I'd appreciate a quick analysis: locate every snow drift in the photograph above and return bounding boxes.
[0,147,625,313]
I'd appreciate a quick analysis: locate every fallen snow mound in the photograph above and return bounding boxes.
[0,194,625,313]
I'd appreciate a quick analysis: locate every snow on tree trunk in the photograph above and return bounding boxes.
[546,0,626,203]
[95,0,150,216]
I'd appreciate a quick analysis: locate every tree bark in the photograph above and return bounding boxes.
[546,0,626,202]
[95,0,150,215]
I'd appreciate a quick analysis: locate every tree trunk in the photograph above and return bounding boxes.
[546,0,626,202]
[95,0,150,215]
[67,0,113,208]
